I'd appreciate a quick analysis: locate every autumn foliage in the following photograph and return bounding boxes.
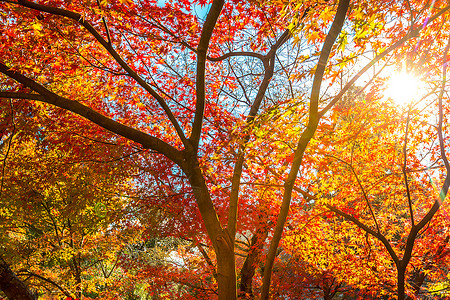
[1,0,450,299]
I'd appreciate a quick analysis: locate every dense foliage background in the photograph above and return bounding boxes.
[1,0,450,299]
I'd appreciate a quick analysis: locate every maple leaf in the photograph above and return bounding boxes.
[1,0,450,299]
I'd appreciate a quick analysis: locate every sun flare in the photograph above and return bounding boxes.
[384,71,425,106]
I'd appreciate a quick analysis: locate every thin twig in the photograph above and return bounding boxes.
[96,0,111,44]
[403,107,415,226]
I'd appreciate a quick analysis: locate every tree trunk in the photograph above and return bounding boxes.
[72,255,82,299]
[0,256,36,300]
[397,266,406,300]
[259,0,351,297]
[216,232,237,300]
[183,154,237,300]
[239,226,269,298]
[239,237,258,298]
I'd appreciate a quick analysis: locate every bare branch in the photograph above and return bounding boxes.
[208,51,265,62]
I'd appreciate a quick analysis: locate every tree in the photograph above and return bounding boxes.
[285,72,450,298]
[1,0,450,299]
[325,36,450,296]
[0,116,142,298]
[283,91,450,298]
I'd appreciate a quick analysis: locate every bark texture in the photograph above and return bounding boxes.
[0,256,36,300]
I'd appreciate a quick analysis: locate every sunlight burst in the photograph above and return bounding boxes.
[384,71,425,106]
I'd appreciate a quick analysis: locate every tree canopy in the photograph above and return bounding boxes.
[1,0,450,299]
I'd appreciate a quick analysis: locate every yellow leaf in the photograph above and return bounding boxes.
[31,23,42,34]
[307,31,320,44]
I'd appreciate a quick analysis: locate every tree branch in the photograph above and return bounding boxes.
[17,270,74,298]
[327,153,382,235]
[190,0,225,151]
[319,3,450,117]
[0,256,36,300]
[326,204,400,267]
[96,0,111,45]
[414,33,450,231]
[13,0,189,148]
[403,107,415,227]
[260,0,351,298]
[0,98,15,200]
[438,35,450,173]
[0,86,184,167]
[228,28,292,240]
[207,51,265,62]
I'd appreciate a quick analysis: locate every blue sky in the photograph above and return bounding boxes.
[157,0,211,20]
